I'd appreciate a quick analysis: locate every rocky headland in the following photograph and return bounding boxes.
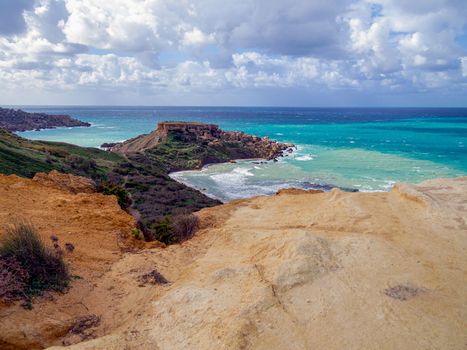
[105,122,293,239]
[0,107,90,132]
[0,122,293,242]
[110,121,293,162]
[0,174,465,349]
[0,119,465,349]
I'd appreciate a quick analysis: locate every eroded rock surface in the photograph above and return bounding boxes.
[0,174,135,349]
[43,177,466,350]
[33,170,97,194]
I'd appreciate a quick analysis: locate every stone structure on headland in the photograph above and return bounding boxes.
[110,121,294,161]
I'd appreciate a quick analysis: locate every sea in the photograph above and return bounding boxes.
[16,106,467,202]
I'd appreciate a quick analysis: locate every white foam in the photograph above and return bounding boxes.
[295,155,314,161]
[210,167,254,186]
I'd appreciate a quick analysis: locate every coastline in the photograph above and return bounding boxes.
[2,174,465,349]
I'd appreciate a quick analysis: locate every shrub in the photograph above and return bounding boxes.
[151,216,173,244]
[131,228,143,240]
[0,221,70,301]
[100,182,131,209]
[149,213,199,244]
[172,213,199,242]
[65,155,97,172]
[0,256,28,302]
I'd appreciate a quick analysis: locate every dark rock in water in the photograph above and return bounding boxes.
[342,187,359,192]
[301,182,359,192]
[101,142,118,149]
[0,107,90,132]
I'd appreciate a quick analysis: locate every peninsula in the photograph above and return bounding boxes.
[0,121,292,242]
[0,107,90,132]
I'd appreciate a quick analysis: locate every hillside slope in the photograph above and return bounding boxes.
[0,128,122,179]
[41,176,467,350]
[0,173,135,350]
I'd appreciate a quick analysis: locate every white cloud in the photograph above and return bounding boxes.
[181,28,215,47]
[460,57,467,77]
[0,0,466,105]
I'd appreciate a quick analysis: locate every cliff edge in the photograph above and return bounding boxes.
[0,173,135,349]
[36,176,466,350]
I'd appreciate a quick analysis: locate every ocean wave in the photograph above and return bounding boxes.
[210,167,254,186]
[295,155,314,161]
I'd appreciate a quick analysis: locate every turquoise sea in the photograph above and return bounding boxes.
[16,106,467,201]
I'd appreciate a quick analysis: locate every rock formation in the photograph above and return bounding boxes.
[0,107,90,132]
[33,170,97,194]
[1,176,465,349]
[111,121,293,161]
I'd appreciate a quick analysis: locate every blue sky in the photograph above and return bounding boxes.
[0,0,466,106]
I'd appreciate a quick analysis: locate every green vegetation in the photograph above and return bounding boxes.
[0,221,70,305]
[144,133,253,172]
[147,213,200,244]
[0,129,217,244]
[150,216,174,243]
[0,129,123,179]
[130,228,143,240]
[0,127,230,245]
[100,182,131,209]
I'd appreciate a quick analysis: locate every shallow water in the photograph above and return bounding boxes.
[16,106,467,201]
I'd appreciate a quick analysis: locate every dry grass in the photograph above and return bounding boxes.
[0,221,70,303]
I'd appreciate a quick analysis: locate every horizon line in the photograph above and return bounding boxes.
[2,104,467,109]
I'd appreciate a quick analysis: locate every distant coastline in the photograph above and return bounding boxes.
[0,107,90,132]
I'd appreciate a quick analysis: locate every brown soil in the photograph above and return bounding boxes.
[1,174,466,350]
[0,174,135,349]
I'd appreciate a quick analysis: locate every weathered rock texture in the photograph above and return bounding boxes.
[36,176,467,350]
[33,170,97,194]
[0,107,90,132]
[0,173,135,350]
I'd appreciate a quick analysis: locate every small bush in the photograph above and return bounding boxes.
[0,256,28,302]
[100,182,131,209]
[151,216,173,244]
[172,213,199,242]
[131,228,143,240]
[149,213,199,244]
[65,155,97,173]
[0,221,70,302]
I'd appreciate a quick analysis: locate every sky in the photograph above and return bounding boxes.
[0,0,466,107]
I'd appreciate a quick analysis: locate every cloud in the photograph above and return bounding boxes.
[0,0,466,105]
[0,0,35,36]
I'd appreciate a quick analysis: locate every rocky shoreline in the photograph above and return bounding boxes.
[0,107,90,132]
[0,121,293,243]
[110,121,294,163]
[105,122,294,239]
